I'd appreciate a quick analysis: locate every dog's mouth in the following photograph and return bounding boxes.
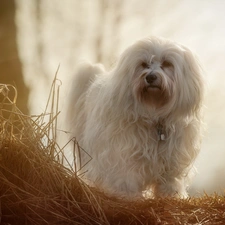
[143,85,162,94]
[147,84,161,90]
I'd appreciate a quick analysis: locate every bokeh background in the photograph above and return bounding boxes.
[1,0,225,195]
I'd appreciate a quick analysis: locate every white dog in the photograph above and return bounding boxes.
[66,37,204,199]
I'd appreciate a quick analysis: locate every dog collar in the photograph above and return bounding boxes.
[157,123,166,141]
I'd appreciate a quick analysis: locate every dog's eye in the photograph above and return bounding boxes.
[161,61,173,68]
[141,62,149,68]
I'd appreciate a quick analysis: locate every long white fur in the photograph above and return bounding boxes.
[66,37,204,199]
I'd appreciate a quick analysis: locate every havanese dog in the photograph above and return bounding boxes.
[66,36,204,199]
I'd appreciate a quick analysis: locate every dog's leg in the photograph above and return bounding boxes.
[113,180,143,199]
[153,177,188,198]
[98,171,144,199]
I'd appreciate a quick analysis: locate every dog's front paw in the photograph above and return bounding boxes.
[153,178,188,198]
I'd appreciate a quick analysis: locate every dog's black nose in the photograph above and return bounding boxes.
[145,73,157,84]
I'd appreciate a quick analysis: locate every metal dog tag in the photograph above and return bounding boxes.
[157,123,166,141]
[160,134,166,141]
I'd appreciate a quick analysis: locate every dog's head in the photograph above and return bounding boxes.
[113,37,204,117]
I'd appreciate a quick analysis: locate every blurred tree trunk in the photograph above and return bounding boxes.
[95,0,106,63]
[0,0,29,114]
[94,0,122,67]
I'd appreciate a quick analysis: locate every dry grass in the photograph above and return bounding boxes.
[0,81,225,225]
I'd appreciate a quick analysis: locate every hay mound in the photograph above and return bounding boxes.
[0,83,225,225]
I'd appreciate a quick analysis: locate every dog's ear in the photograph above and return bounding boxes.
[114,46,138,79]
[175,47,204,117]
[109,45,141,103]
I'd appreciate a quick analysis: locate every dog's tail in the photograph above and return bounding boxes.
[72,61,105,99]
[66,61,105,124]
